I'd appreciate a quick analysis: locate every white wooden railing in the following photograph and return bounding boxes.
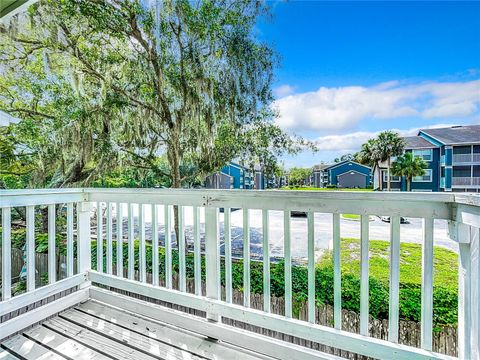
[453,154,473,163]
[453,177,480,186]
[1,188,479,359]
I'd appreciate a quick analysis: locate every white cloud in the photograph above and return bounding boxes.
[273,84,295,98]
[314,123,460,153]
[273,79,480,132]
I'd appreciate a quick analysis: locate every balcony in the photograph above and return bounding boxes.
[452,177,480,186]
[453,153,480,164]
[1,189,479,360]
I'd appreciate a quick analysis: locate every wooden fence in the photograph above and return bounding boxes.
[1,249,457,358]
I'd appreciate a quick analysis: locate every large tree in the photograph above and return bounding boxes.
[0,0,299,189]
[375,131,405,191]
[357,138,383,190]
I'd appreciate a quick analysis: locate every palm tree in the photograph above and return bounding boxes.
[376,131,405,191]
[357,139,383,190]
[391,152,427,191]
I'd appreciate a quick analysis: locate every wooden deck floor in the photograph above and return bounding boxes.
[0,300,272,360]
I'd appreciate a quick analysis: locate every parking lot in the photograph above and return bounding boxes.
[112,205,456,262]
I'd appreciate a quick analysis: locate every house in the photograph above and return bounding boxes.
[379,125,480,192]
[313,160,372,188]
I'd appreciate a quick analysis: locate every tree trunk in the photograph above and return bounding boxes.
[376,163,383,191]
[407,178,411,191]
[168,130,182,250]
[387,158,391,191]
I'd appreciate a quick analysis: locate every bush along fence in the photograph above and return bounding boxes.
[0,230,458,357]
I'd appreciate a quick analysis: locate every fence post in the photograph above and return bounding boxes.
[77,201,93,288]
[205,203,220,324]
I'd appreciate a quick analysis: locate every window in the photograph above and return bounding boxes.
[382,171,400,182]
[412,149,433,161]
[413,169,432,182]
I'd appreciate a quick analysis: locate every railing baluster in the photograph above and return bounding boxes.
[165,205,172,289]
[284,210,292,318]
[48,204,56,284]
[77,202,92,275]
[97,202,103,273]
[127,203,134,280]
[389,215,401,343]
[193,206,202,296]
[263,209,270,313]
[307,211,315,323]
[139,204,146,282]
[152,204,159,286]
[224,207,232,302]
[205,207,220,322]
[26,205,35,291]
[333,213,341,329]
[421,217,434,350]
[2,207,12,300]
[243,208,250,308]
[67,203,74,278]
[116,203,123,278]
[178,206,186,292]
[360,214,370,335]
[106,202,112,275]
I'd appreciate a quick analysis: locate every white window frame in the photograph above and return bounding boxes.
[413,169,432,182]
[413,149,433,162]
[382,170,401,182]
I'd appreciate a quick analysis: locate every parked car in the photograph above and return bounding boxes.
[291,211,307,217]
[380,216,408,224]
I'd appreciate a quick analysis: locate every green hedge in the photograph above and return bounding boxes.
[2,228,457,326]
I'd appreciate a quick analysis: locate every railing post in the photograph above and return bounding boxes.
[205,205,220,323]
[77,201,92,287]
[455,222,479,360]
[469,225,480,360]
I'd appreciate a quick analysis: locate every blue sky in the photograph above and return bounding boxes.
[256,1,480,167]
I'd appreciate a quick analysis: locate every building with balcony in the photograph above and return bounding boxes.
[205,162,254,189]
[380,125,480,192]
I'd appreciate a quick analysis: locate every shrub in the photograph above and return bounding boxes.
[1,228,457,326]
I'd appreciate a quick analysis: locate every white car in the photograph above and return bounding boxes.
[381,216,408,224]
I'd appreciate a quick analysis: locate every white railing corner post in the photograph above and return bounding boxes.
[469,225,480,360]
[457,222,472,360]
[205,203,220,324]
[78,201,93,287]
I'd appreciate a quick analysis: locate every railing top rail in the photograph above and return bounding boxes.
[1,187,479,220]
[0,188,86,207]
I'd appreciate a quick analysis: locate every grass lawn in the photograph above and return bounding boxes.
[281,186,373,191]
[341,213,360,220]
[318,238,458,289]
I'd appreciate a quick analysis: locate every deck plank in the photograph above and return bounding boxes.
[0,349,20,360]
[60,308,204,360]
[23,325,110,360]
[1,334,66,360]
[78,300,268,360]
[42,316,159,360]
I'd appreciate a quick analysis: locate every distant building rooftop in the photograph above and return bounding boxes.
[419,125,480,145]
[403,136,437,149]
